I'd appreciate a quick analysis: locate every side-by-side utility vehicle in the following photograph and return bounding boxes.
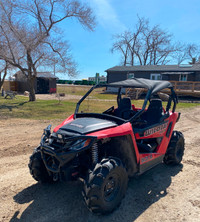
[29,78,185,214]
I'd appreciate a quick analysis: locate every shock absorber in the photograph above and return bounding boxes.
[92,142,98,164]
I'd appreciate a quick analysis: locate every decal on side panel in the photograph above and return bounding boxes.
[144,122,169,137]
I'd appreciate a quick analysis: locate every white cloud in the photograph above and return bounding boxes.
[89,0,127,32]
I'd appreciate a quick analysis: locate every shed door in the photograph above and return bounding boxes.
[37,78,49,94]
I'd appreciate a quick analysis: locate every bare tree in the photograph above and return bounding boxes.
[172,43,188,65]
[127,16,148,66]
[111,16,179,66]
[172,43,200,64]
[186,43,200,64]
[0,0,95,101]
[111,32,130,66]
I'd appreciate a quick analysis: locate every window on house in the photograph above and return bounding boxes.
[150,74,162,80]
[179,74,187,81]
[127,73,134,79]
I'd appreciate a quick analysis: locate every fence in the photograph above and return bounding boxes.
[170,81,200,92]
[2,80,18,91]
[126,81,200,99]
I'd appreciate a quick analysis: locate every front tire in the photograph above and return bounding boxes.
[28,148,52,183]
[164,131,185,165]
[82,158,128,214]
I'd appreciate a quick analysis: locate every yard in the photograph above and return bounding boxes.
[0,85,200,222]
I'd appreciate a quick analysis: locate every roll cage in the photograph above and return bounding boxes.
[74,78,178,123]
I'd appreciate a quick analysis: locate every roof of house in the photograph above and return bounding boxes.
[14,71,58,79]
[37,72,58,79]
[105,64,200,72]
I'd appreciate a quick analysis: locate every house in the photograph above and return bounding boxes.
[14,71,58,94]
[106,64,200,84]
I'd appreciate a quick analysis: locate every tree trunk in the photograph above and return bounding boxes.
[28,76,36,101]
[0,66,8,91]
[26,49,36,101]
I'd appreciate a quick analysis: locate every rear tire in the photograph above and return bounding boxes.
[28,148,52,183]
[82,157,128,214]
[164,131,185,165]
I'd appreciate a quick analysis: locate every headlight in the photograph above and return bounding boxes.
[69,139,91,151]
[48,137,54,144]
[48,132,57,144]
[57,134,63,139]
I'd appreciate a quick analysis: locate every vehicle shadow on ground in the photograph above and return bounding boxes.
[11,163,183,222]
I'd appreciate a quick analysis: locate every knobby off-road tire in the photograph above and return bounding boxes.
[164,131,185,165]
[28,148,52,183]
[82,158,128,214]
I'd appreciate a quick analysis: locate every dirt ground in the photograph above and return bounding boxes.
[0,107,200,222]
[35,94,82,101]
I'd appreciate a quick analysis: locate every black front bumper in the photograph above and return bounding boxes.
[39,135,97,174]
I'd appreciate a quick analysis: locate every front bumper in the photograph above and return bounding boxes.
[40,134,97,174]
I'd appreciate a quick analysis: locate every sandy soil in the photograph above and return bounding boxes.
[0,107,200,222]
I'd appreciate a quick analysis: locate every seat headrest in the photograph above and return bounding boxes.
[150,99,162,106]
[119,97,132,109]
[148,99,162,111]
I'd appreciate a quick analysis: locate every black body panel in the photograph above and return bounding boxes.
[59,117,117,135]
[139,155,164,174]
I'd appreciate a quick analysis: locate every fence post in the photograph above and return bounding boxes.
[192,82,195,92]
[174,81,177,91]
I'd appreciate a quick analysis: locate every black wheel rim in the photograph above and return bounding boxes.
[103,174,120,202]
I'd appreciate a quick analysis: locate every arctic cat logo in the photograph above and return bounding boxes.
[69,123,84,128]
[144,122,168,137]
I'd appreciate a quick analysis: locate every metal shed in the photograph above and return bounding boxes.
[14,71,58,94]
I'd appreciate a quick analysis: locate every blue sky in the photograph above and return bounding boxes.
[59,0,200,80]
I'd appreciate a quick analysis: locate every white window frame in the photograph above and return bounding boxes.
[179,74,187,81]
[127,73,134,79]
[150,73,162,80]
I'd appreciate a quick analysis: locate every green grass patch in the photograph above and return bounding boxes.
[176,101,200,110]
[57,85,117,100]
[0,95,119,120]
[0,94,200,120]
[0,96,76,120]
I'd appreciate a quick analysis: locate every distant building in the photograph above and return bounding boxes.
[14,71,58,94]
[105,64,200,84]
[88,75,107,83]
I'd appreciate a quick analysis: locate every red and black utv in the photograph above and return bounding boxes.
[29,78,185,214]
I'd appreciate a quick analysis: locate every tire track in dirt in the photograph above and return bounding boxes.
[183,159,200,167]
[185,114,200,123]
[181,108,200,123]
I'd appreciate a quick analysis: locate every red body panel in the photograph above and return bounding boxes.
[52,109,179,168]
[138,112,179,167]
[88,122,140,163]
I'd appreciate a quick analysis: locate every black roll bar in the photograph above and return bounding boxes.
[74,83,178,121]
